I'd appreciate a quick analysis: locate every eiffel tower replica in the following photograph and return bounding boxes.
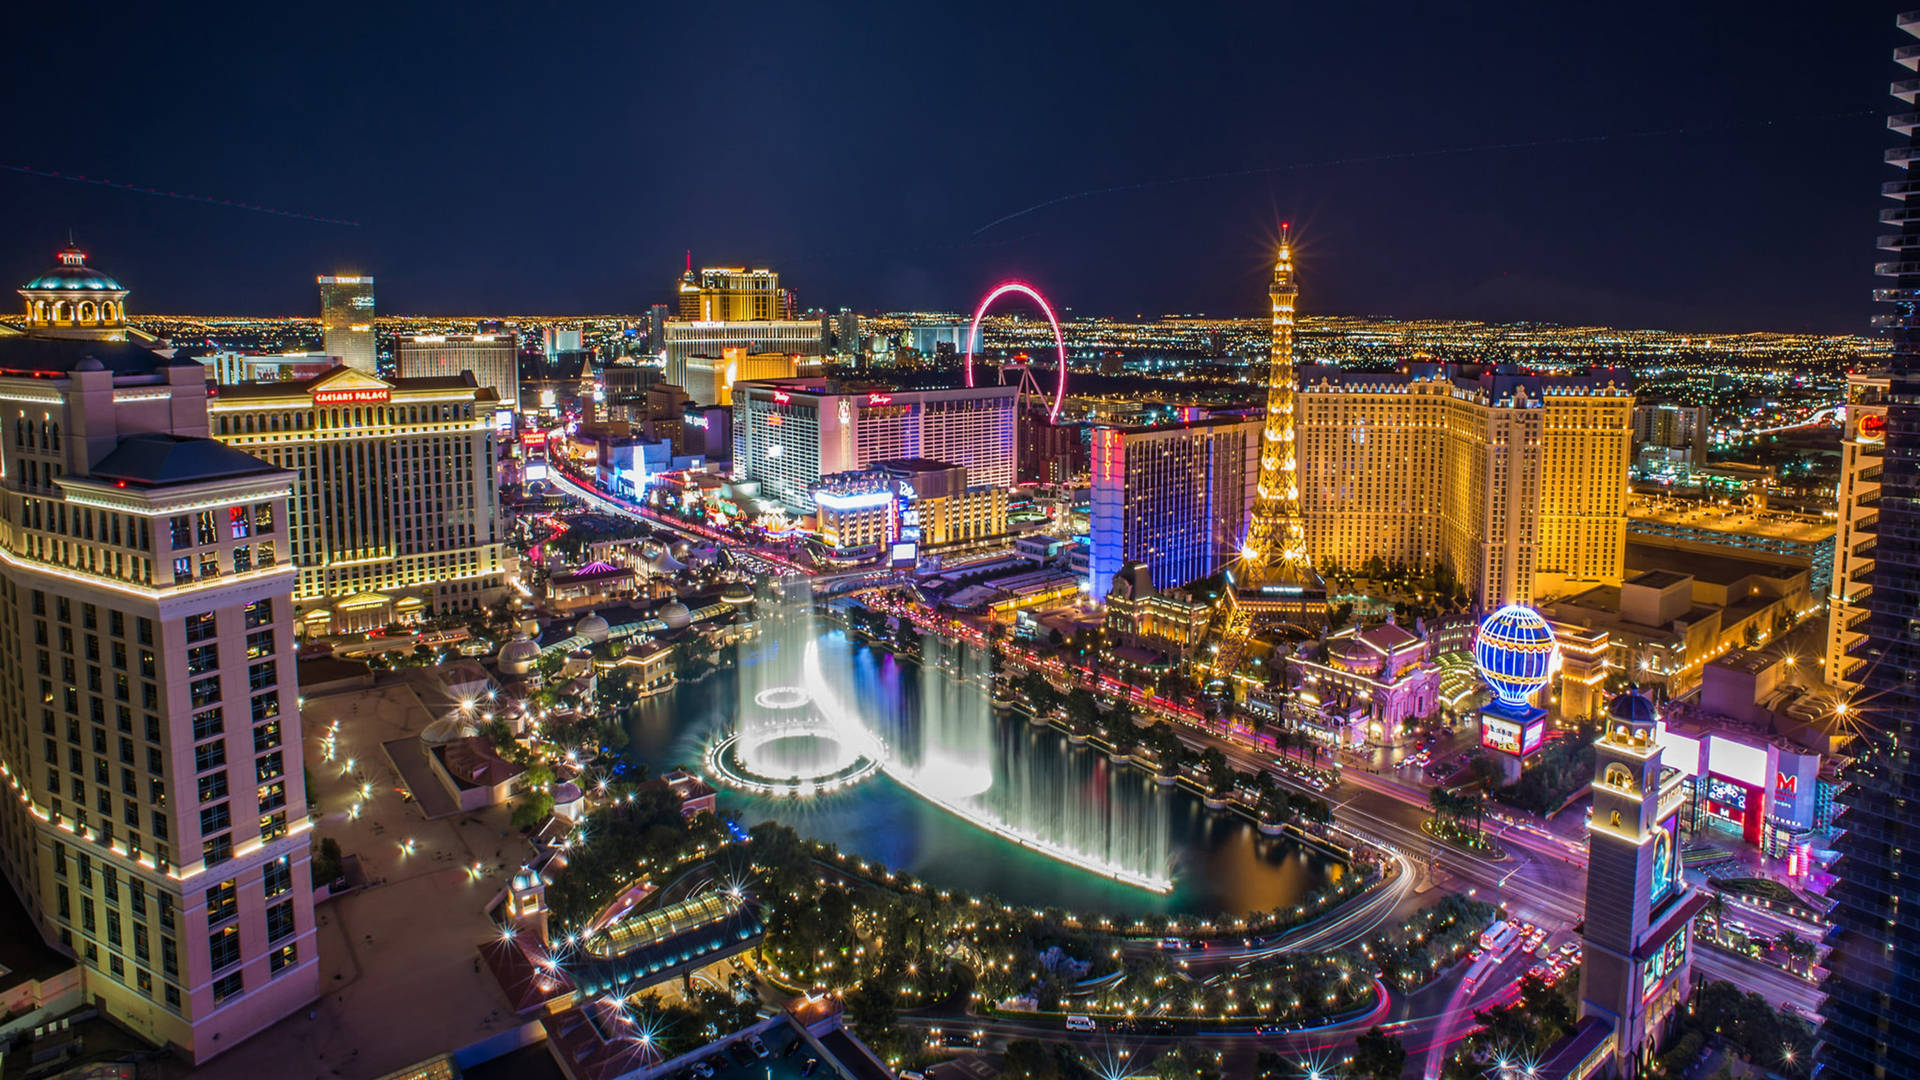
[1211,227,1327,683]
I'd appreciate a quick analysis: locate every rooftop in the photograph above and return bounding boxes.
[1624,541,1804,587]
[89,433,283,488]
[1625,569,1691,591]
[0,335,179,374]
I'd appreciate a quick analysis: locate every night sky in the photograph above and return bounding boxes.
[0,2,1894,332]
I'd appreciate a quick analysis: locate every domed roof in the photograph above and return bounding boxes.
[721,582,753,605]
[574,611,611,643]
[23,246,125,293]
[1607,690,1659,727]
[657,601,693,630]
[497,633,540,672]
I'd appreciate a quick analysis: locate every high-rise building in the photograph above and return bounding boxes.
[1819,14,1920,1075]
[731,378,1016,513]
[659,265,828,399]
[0,322,319,1057]
[661,322,826,400]
[811,460,1008,556]
[1577,692,1700,1074]
[1295,362,1633,608]
[1631,403,1707,457]
[315,275,376,374]
[676,266,783,320]
[1824,372,1887,692]
[397,333,521,413]
[833,308,861,359]
[1019,409,1086,485]
[208,366,509,635]
[1226,228,1326,626]
[679,348,799,408]
[1088,415,1262,603]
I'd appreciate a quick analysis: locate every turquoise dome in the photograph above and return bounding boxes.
[23,246,124,292]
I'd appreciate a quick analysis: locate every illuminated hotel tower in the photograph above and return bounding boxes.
[1225,227,1325,627]
[1578,691,1700,1076]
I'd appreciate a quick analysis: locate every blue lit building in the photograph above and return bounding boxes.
[1088,416,1260,603]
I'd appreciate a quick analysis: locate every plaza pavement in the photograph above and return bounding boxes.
[174,674,539,1080]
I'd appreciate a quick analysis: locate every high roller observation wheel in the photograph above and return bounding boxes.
[962,281,1068,424]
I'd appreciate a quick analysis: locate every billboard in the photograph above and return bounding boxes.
[1707,735,1769,788]
[1650,813,1681,909]
[1481,715,1523,754]
[889,542,918,568]
[1521,718,1546,755]
[1481,714,1546,757]
[1656,726,1703,777]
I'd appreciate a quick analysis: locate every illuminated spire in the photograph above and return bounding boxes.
[1241,222,1310,572]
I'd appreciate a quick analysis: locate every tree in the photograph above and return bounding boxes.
[1350,1027,1408,1080]
[1200,747,1229,790]
[1065,688,1100,733]
[1329,602,1354,631]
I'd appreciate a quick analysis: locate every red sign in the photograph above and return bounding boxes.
[772,390,791,404]
[1777,771,1798,794]
[521,432,548,447]
[868,393,893,405]
[312,388,391,405]
[1860,413,1886,442]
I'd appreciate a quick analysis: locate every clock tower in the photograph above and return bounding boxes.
[1578,690,1703,1076]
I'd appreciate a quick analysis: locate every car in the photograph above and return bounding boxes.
[802,1058,820,1078]
[750,1036,770,1058]
[783,1039,805,1057]
[1254,1022,1288,1035]
[1151,1019,1177,1035]
[1111,1019,1141,1033]
[692,1063,715,1080]
[729,1042,756,1066]
[1559,942,1580,956]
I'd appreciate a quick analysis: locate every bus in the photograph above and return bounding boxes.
[1065,1015,1097,1032]
[1480,919,1518,954]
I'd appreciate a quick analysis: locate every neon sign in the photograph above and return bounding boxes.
[772,390,791,404]
[867,393,893,405]
[1860,413,1886,442]
[1777,771,1798,794]
[312,388,390,404]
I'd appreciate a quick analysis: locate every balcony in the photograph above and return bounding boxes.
[1902,45,1920,72]
[1895,78,1920,105]
[1862,463,1884,483]
[1854,563,1879,585]
[1874,260,1920,278]
[1902,9,1920,38]
[1883,176,1920,198]
[1848,607,1873,632]
[1858,513,1880,535]
[1896,111,1920,135]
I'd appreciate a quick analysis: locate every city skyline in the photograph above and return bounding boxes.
[0,3,1891,333]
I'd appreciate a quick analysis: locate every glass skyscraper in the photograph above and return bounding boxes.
[1818,11,1920,1077]
[315,275,376,374]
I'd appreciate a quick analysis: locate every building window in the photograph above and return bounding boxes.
[190,676,221,709]
[262,856,292,899]
[192,708,224,741]
[192,742,226,774]
[266,898,295,943]
[260,811,288,842]
[169,517,192,549]
[269,943,297,974]
[186,644,218,676]
[198,802,230,836]
[206,879,238,925]
[202,833,233,868]
[212,971,243,1003]
[243,599,273,629]
[184,612,216,643]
